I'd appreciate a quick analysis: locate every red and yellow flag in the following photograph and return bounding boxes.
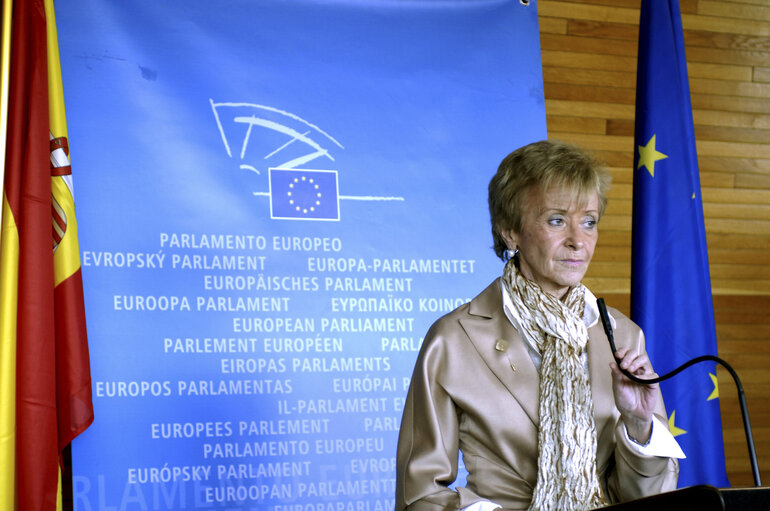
[0,0,94,509]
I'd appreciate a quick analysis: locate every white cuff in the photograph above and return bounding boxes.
[625,415,686,459]
[461,501,502,511]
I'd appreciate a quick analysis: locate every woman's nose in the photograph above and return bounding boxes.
[565,225,585,249]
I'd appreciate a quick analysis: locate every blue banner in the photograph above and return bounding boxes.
[631,0,729,488]
[56,0,546,508]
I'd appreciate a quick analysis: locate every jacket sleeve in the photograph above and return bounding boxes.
[604,312,679,503]
[395,323,489,511]
[605,417,679,503]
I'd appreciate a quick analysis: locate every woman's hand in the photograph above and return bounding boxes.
[609,347,658,443]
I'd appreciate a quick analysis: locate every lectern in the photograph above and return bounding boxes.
[595,485,770,510]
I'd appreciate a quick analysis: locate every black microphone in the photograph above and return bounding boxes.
[596,297,761,486]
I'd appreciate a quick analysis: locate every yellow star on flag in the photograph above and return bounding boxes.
[637,134,668,177]
[668,410,687,437]
[708,372,719,400]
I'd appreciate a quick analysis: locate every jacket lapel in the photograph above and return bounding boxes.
[459,279,540,426]
[587,318,618,446]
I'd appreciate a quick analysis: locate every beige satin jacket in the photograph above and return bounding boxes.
[396,279,678,510]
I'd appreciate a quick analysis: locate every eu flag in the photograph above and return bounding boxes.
[631,0,729,488]
[269,168,340,221]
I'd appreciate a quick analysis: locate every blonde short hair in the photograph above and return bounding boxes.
[488,140,611,260]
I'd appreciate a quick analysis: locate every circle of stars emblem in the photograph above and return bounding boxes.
[287,175,322,215]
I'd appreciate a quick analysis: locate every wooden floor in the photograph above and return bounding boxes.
[538,0,770,486]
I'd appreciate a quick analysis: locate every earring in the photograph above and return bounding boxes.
[504,248,519,262]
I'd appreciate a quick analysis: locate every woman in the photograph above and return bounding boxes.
[395,141,682,511]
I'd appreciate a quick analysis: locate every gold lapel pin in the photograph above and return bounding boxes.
[495,339,515,371]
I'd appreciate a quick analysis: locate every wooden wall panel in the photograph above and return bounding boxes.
[538,0,770,487]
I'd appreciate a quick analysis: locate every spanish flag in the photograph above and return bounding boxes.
[1,0,94,509]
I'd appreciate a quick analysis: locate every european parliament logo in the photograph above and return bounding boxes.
[210,101,403,221]
[269,168,339,221]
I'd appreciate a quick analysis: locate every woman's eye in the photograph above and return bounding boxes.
[548,217,564,226]
[584,218,597,228]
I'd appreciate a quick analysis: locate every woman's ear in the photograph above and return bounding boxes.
[500,229,518,251]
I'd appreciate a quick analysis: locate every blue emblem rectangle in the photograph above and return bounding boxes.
[269,168,340,221]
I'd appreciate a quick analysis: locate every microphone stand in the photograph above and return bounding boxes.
[596,298,761,487]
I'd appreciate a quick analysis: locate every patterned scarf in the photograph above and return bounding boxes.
[502,258,606,511]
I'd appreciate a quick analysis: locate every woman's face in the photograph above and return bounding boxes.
[503,185,599,300]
